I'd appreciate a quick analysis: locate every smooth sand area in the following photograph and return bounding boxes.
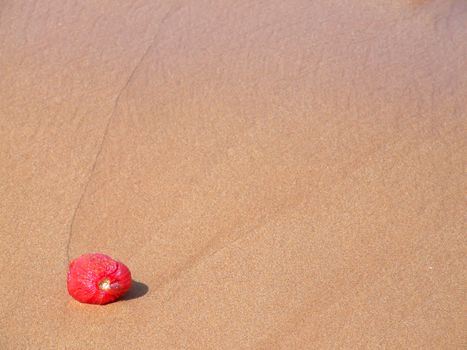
[1,1,465,348]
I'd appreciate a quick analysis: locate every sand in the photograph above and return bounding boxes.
[0,0,465,348]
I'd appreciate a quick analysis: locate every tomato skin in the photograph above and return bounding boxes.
[67,253,132,305]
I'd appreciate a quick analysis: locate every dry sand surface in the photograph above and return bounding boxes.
[0,0,466,349]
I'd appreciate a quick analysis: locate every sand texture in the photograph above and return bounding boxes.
[0,0,466,349]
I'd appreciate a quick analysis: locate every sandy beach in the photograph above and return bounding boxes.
[0,0,465,348]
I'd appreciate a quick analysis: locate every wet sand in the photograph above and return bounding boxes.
[0,0,465,348]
